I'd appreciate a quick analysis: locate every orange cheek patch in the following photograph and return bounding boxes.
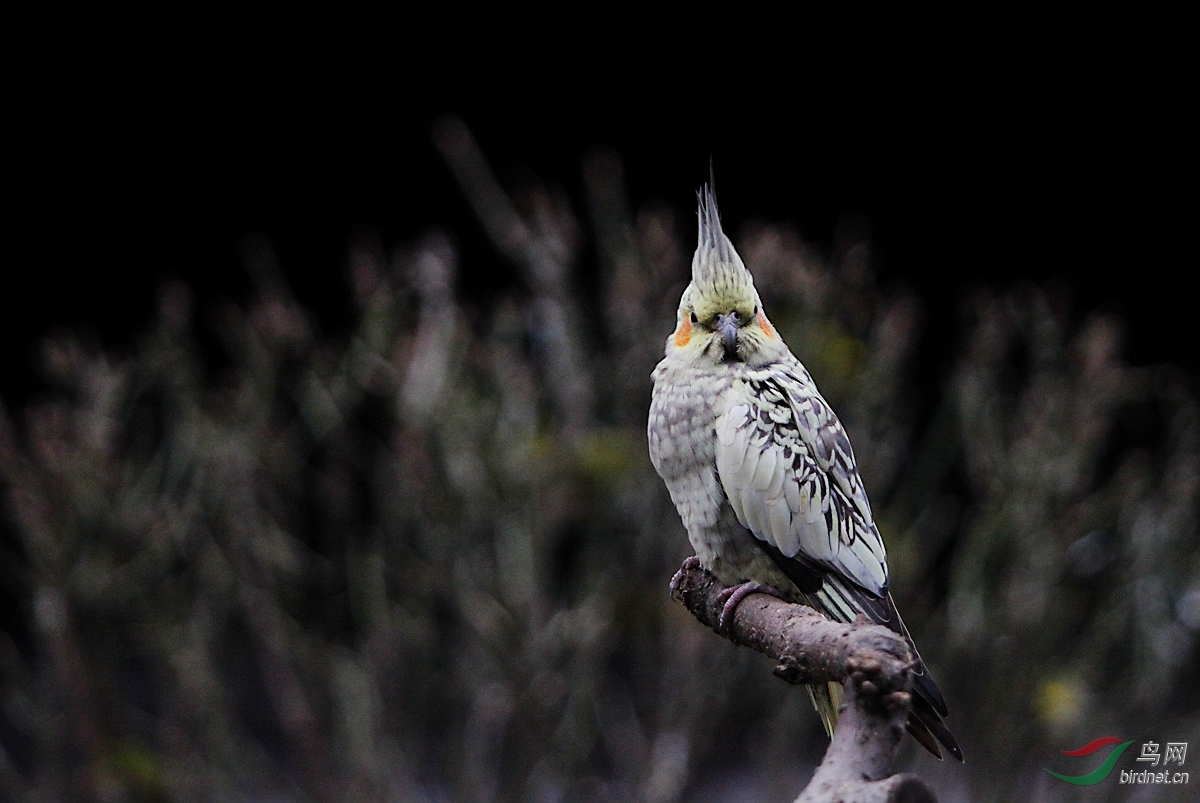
[757,310,778,339]
[673,316,692,347]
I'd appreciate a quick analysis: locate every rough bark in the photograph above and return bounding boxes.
[669,560,937,803]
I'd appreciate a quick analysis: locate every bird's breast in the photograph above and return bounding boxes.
[648,363,740,535]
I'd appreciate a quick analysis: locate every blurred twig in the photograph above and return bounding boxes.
[434,117,594,434]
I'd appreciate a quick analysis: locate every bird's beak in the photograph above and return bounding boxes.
[716,312,740,360]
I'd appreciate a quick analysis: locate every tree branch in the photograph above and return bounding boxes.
[669,561,937,803]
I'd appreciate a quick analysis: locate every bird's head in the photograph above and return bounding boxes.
[666,184,787,368]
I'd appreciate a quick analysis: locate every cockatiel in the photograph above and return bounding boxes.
[648,183,962,761]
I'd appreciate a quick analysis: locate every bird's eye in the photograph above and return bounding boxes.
[752,305,758,315]
[689,310,699,325]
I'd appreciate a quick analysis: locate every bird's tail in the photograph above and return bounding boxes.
[806,681,844,739]
[756,541,963,760]
[814,576,964,762]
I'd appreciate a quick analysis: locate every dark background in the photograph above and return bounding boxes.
[3,12,1198,799]
[7,9,1196,406]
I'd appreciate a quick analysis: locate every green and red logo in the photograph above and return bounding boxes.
[1045,737,1135,785]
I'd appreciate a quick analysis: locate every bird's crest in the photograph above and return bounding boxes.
[692,184,755,310]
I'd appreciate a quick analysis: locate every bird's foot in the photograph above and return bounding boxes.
[669,556,702,596]
[715,582,788,631]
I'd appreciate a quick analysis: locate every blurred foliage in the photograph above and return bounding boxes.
[1,127,1198,802]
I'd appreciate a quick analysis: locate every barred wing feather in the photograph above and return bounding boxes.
[715,374,888,596]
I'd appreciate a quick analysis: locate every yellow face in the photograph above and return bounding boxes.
[669,283,784,367]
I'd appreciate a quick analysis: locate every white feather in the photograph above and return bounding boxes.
[763,453,788,501]
[750,444,778,493]
[716,405,746,447]
[768,499,799,556]
[783,470,802,513]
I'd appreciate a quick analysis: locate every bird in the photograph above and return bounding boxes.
[647,181,962,762]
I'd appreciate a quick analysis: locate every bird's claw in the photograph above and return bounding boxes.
[669,556,702,596]
[715,581,788,631]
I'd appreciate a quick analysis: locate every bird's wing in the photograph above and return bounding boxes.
[715,368,888,596]
[715,367,963,761]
